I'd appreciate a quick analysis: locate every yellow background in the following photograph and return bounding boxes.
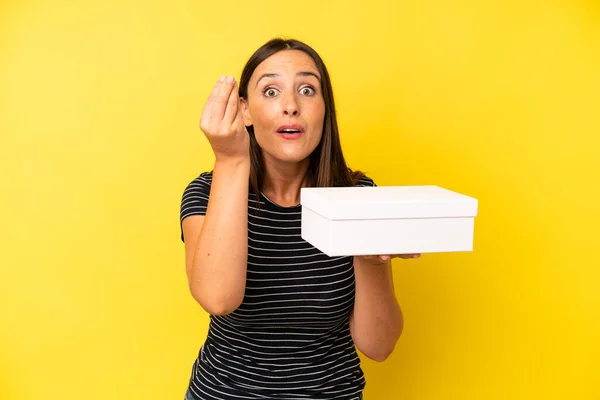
[1,0,599,399]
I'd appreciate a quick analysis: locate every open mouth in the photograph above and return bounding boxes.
[277,125,305,140]
[278,129,302,133]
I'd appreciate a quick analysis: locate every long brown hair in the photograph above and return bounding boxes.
[238,38,365,202]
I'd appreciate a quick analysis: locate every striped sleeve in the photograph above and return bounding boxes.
[179,172,212,242]
[355,174,377,187]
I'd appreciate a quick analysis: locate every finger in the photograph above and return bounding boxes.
[232,96,247,133]
[394,254,419,259]
[212,76,236,122]
[222,79,239,125]
[201,76,225,124]
[379,255,391,261]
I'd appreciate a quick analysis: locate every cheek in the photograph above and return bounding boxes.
[250,101,278,128]
[308,101,326,130]
[312,97,326,117]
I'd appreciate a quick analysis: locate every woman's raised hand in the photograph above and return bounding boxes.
[199,76,250,163]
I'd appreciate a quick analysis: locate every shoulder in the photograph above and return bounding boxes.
[354,174,377,187]
[180,172,213,241]
[180,171,213,208]
[191,171,213,185]
[183,171,213,193]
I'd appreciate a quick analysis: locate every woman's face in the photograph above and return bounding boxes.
[242,50,325,165]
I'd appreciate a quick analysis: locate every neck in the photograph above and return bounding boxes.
[261,156,311,207]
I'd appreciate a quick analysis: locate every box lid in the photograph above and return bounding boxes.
[300,186,478,220]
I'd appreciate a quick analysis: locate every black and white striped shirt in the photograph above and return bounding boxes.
[180,171,375,400]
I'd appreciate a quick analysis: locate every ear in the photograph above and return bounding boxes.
[240,98,253,127]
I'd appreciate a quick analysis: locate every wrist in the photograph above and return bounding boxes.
[354,255,389,268]
[214,157,250,171]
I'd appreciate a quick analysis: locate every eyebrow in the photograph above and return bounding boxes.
[255,71,321,88]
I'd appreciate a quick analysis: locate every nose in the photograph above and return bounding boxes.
[282,93,299,116]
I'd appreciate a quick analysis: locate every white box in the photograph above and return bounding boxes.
[300,186,478,257]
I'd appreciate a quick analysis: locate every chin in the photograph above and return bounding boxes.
[263,146,314,165]
[276,152,312,164]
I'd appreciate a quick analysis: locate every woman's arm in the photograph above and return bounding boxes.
[349,256,402,361]
[349,254,419,361]
[182,76,250,315]
[182,160,249,315]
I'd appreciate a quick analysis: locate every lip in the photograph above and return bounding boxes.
[276,124,305,134]
[276,124,305,141]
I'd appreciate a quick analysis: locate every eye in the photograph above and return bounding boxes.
[263,87,279,97]
[300,86,315,96]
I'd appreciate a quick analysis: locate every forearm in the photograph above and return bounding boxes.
[349,257,403,361]
[190,159,249,315]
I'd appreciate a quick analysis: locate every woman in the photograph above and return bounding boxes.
[180,38,419,400]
